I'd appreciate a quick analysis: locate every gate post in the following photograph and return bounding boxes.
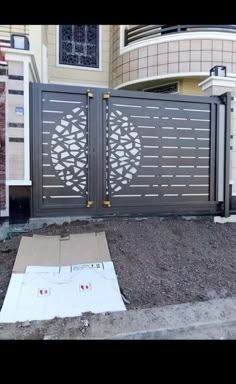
[1,48,40,187]
[199,76,235,218]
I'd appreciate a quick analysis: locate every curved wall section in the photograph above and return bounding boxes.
[111,26,236,88]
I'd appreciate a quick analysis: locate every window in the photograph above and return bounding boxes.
[59,25,99,68]
[144,82,178,94]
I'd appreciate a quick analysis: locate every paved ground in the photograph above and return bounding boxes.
[0,296,236,339]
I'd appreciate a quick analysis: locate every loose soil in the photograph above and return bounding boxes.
[1,217,236,314]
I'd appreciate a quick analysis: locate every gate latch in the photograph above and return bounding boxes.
[87,200,93,208]
[103,200,112,208]
[87,89,94,98]
[103,92,110,99]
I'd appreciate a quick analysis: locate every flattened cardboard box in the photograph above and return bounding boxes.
[0,232,126,322]
[13,232,111,272]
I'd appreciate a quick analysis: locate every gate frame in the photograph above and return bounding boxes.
[30,82,231,218]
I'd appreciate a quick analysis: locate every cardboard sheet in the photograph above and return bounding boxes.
[0,232,126,323]
[13,232,111,273]
[0,262,126,322]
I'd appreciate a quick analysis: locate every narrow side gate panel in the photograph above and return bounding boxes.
[31,84,97,217]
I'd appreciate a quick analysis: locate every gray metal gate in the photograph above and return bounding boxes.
[30,83,231,217]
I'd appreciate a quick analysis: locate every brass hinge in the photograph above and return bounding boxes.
[103,200,112,208]
[103,92,111,99]
[86,200,93,208]
[87,89,94,98]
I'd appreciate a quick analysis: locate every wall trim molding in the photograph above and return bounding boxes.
[119,30,236,56]
[114,72,236,89]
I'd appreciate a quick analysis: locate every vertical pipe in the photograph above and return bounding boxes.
[216,103,225,203]
[209,102,216,201]
[23,58,30,183]
[224,92,231,217]
[86,90,94,207]
[106,97,111,200]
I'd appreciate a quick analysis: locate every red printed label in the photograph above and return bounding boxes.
[79,283,92,292]
[37,288,51,297]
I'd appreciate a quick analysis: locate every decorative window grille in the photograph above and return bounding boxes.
[59,25,99,68]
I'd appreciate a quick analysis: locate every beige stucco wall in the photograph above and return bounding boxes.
[28,25,48,82]
[120,76,205,96]
[179,77,204,95]
[29,26,42,81]
[0,25,29,39]
[42,25,48,46]
[47,25,110,87]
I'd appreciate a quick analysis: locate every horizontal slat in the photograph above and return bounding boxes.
[132,116,210,129]
[111,194,209,205]
[161,194,209,201]
[42,91,87,105]
[42,174,87,187]
[155,157,209,166]
[41,168,57,176]
[137,167,209,176]
[111,97,211,112]
[110,90,220,105]
[160,176,209,184]
[42,177,63,186]
[129,107,211,121]
[42,110,64,116]
[149,108,210,121]
[42,110,85,121]
[42,114,61,123]
[142,137,210,148]
[42,197,86,207]
[141,147,210,157]
[159,185,209,194]
[122,185,209,195]
[141,158,209,167]
[42,121,56,126]
[139,128,210,138]
[43,188,86,197]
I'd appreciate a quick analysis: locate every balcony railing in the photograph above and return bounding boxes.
[124,25,236,46]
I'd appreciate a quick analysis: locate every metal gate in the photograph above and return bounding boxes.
[30,83,231,217]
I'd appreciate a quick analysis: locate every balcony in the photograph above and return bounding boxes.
[111,25,236,90]
[124,25,236,47]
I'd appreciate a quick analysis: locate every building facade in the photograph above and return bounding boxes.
[0,24,236,221]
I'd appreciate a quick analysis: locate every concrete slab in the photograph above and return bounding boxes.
[1,296,236,339]
[76,296,236,340]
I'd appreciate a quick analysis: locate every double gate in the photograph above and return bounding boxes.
[31,83,231,217]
